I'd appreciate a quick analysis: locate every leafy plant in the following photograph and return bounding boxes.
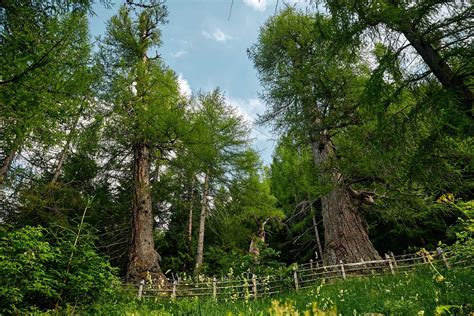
[0,225,119,313]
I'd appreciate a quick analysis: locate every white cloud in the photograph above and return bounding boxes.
[202,28,232,43]
[228,97,273,143]
[177,74,191,98]
[244,0,308,12]
[228,97,265,124]
[244,0,268,11]
[171,50,187,58]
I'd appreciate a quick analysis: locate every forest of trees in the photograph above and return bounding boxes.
[0,0,472,312]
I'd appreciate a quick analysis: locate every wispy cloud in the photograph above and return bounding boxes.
[244,0,306,12]
[228,97,265,124]
[171,50,188,58]
[177,74,191,98]
[243,0,268,11]
[202,28,232,43]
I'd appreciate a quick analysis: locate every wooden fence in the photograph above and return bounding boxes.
[131,247,468,301]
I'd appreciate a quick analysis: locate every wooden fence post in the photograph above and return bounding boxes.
[212,277,217,300]
[360,258,366,275]
[310,259,313,270]
[340,260,346,280]
[437,247,450,269]
[171,280,177,300]
[421,252,427,263]
[252,274,257,299]
[137,279,145,300]
[293,265,299,291]
[385,253,395,275]
[390,252,397,267]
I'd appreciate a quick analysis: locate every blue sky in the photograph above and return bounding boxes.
[89,0,305,164]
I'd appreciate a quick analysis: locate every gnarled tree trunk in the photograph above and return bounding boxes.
[311,134,380,265]
[127,142,165,283]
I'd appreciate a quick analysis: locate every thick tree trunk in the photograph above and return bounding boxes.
[127,142,165,284]
[195,171,209,274]
[311,135,380,265]
[399,23,472,117]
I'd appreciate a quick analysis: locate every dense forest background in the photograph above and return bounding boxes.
[0,0,473,312]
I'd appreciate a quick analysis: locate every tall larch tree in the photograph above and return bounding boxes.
[249,9,381,265]
[190,90,251,273]
[100,0,182,283]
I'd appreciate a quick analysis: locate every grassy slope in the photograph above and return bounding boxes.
[83,265,473,315]
[82,267,474,316]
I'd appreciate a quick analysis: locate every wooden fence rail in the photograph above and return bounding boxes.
[133,248,467,301]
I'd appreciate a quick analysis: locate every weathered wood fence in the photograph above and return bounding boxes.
[131,247,467,301]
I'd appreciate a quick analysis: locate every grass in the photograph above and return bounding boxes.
[80,265,474,315]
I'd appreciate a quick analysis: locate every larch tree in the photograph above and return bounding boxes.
[0,1,95,191]
[249,9,381,265]
[100,0,183,283]
[321,0,473,120]
[190,90,251,273]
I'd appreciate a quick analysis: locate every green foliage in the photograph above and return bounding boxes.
[0,225,119,314]
[1,1,473,314]
[205,245,286,277]
[444,200,474,263]
[75,265,474,315]
[1,0,96,177]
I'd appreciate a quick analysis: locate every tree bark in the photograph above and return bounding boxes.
[398,23,472,117]
[311,135,380,265]
[0,146,17,186]
[187,176,196,245]
[312,214,324,260]
[249,219,267,257]
[195,170,209,274]
[127,142,165,283]
[51,109,82,184]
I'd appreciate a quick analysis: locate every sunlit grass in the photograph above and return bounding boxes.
[83,265,473,315]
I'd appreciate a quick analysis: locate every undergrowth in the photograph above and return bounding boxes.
[78,265,473,315]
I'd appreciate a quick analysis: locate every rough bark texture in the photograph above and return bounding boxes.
[127,142,165,283]
[311,135,380,265]
[195,171,209,273]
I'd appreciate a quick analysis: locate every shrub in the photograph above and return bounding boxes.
[0,225,119,314]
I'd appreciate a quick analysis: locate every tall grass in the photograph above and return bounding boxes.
[84,265,473,315]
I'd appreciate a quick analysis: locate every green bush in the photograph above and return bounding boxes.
[0,225,119,314]
[205,245,286,277]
